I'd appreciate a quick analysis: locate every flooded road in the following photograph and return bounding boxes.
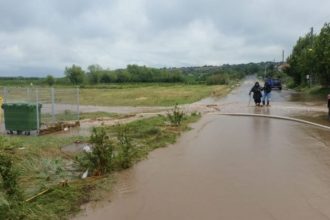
[75,77,330,220]
[194,75,327,115]
[76,115,330,220]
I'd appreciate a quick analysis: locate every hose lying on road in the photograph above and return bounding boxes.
[213,113,330,130]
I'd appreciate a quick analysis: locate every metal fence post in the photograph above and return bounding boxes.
[36,88,40,135]
[27,87,30,102]
[77,87,80,120]
[1,87,6,130]
[3,87,7,103]
[51,87,56,124]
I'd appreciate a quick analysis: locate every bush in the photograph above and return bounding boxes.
[167,104,185,126]
[77,127,114,176]
[0,153,24,220]
[206,74,229,85]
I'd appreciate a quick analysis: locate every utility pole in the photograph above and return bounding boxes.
[310,27,314,86]
[310,27,314,40]
[282,50,285,63]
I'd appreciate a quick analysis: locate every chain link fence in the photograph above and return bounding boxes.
[0,87,80,135]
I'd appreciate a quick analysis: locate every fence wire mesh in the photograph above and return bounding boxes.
[0,87,79,134]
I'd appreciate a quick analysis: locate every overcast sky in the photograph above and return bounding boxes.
[0,0,329,76]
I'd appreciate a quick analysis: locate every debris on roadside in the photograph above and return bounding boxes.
[39,121,80,135]
[81,169,89,179]
[83,145,92,153]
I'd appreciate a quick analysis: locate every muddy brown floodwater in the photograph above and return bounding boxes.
[74,77,330,220]
[76,115,330,220]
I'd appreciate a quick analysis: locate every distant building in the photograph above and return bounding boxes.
[277,63,289,72]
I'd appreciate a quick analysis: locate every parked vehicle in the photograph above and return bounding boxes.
[270,79,282,90]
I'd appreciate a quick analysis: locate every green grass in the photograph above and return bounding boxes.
[0,135,89,220]
[79,84,230,106]
[0,112,201,219]
[107,113,201,164]
[1,83,230,107]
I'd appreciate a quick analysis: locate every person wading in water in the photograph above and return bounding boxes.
[262,78,272,106]
[249,82,263,106]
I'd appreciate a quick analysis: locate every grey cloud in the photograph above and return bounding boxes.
[0,0,329,76]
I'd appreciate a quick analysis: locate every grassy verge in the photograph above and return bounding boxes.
[0,135,88,219]
[0,112,201,219]
[1,83,230,107]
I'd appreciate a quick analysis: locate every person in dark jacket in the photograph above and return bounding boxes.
[262,78,272,106]
[249,82,263,106]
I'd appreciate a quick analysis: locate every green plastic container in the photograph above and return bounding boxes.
[1,102,42,133]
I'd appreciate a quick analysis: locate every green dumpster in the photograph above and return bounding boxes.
[1,102,42,134]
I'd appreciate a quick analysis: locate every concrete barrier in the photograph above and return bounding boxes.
[214,112,330,130]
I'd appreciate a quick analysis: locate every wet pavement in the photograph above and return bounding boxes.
[74,77,330,220]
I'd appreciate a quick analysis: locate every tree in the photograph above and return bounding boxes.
[87,64,102,84]
[286,32,315,86]
[116,70,131,83]
[64,65,85,85]
[100,72,111,83]
[315,23,330,86]
[245,63,261,75]
[45,74,55,86]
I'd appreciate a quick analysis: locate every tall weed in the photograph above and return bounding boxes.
[115,125,136,169]
[167,104,185,126]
